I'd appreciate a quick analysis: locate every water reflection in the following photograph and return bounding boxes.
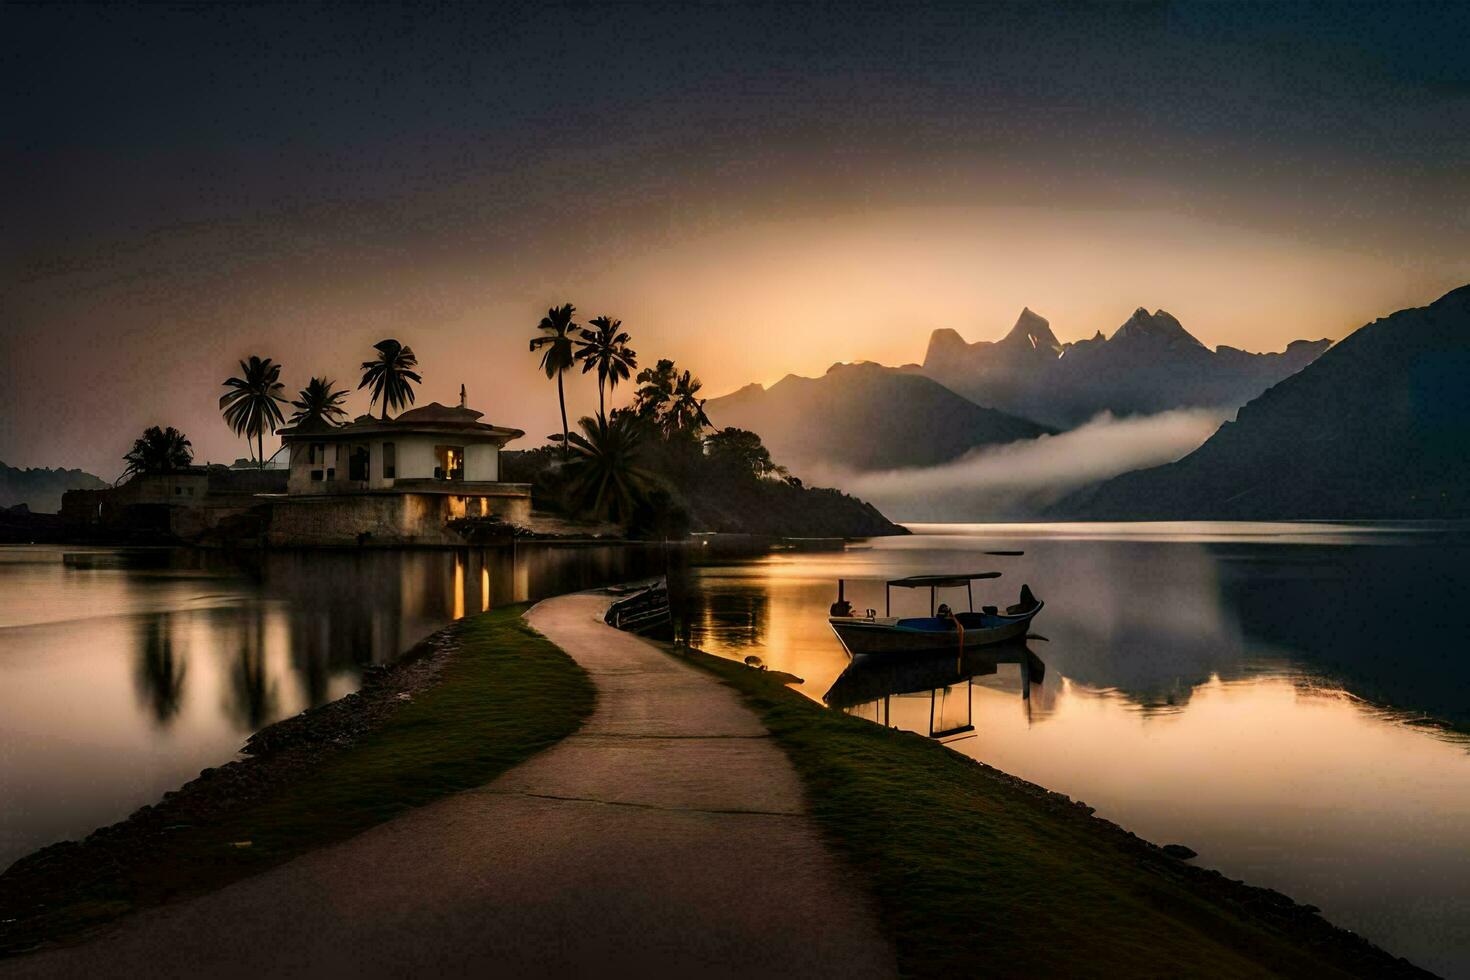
[223,608,279,731]
[132,613,186,726]
[824,645,1046,739]
[675,523,1470,977]
[0,542,666,868]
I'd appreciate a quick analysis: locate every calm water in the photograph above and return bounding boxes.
[0,543,661,869]
[675,523,1470,978]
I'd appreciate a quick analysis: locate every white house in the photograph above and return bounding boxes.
[269,399,532,546]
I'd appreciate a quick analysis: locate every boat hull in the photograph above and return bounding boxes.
[829,604,1041,659]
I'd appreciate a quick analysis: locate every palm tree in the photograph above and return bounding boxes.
[530,303,579,458]
[122,426,193,477]
[562,412,655,523]
[633,358,678,420]
[358,339,422,420]
[575,315,638,416]
[289,376,349,426]
[665,369,712,439]
[219,356,287,468]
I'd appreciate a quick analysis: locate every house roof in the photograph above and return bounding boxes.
[278,402,524,444]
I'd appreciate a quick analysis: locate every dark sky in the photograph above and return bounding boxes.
[4,1,1469,475]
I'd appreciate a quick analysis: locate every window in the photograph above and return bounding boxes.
[308,443,327,482]
[435,445,465,481]
[174,486,182,496]
[382,442,396,480]
[349,444,370,482]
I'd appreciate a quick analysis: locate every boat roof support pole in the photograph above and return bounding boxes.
[967,581,974,612]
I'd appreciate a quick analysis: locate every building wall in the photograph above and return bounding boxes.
[286,433,504,494]
[465,443,499,482]
[266,488,533,547]
[267,493,448,547]
[395,437,439,482]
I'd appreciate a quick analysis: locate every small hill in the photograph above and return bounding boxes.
[921,308,1331,428]
[706,362,1054,477]
[0,462,108,514]
[1051,284,1470,519]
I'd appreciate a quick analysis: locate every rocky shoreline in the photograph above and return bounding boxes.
[0,628,459,954]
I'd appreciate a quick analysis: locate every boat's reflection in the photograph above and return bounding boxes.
[824,644,1047,739]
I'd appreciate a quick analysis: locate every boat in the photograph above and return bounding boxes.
[604,578,671,635]
[828,572,1043,659]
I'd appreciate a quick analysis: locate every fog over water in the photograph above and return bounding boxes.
[806,408,1227,521]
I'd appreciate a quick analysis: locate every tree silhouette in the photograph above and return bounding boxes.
[705,427,785,479]
[560,411,655,523]
[633,358,678,420]
[220,356,287,468]
[666,369,712,439]
[575,315,638,417]
[122,426,193,477]
[530,303,579,458]
[289,376,349,426]
[358,340,422,420]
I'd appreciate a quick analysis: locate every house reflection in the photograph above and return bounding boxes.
[824,644,1047,739]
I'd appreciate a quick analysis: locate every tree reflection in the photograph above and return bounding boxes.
[133,612,187,726]
[224,608,278,731]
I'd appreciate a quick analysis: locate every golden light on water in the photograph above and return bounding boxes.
[452,554,465,621]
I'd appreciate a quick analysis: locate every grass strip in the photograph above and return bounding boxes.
[673,646,1427,979]
[1,606,593,954]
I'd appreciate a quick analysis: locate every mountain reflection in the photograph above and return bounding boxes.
[133,612,187,726]
[1211,539,1470,729]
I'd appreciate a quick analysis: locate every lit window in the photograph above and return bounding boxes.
[435,445,465,481]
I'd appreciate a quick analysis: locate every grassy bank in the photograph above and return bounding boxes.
[0,606,594,955]
[675,647,1427,979]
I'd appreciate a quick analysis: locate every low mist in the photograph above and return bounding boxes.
[804,408,1228,521]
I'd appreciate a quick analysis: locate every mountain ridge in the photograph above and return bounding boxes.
[0,462,108,514]
[921,308,1332,428]
[706,361,1055,478]
[1050,284,1470,519]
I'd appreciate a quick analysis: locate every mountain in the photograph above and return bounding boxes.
[920,308,1332,428]
[706,361,1054,477]
[0,462,108,513]
[1051,284,1470,519]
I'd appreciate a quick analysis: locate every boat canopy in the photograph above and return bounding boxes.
[876,572,1003,616]
[887,572,1000,589]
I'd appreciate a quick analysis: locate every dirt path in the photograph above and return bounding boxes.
[2,593,896,979]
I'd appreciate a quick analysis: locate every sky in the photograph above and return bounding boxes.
[4,1,1469,476]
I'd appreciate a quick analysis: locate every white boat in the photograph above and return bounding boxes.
[828,573,1043,659]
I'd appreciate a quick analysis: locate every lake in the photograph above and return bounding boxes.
[673,522,1470,978]
[0,543,662,870]
[3,525,1468,975]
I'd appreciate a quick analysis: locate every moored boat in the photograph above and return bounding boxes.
[828,572,1043,659]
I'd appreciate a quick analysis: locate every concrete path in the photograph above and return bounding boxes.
[2,593,897,979]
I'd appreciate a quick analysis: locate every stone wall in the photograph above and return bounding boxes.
[264,491,532,547]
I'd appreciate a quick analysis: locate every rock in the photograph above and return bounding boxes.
[1162,843,1198,860]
